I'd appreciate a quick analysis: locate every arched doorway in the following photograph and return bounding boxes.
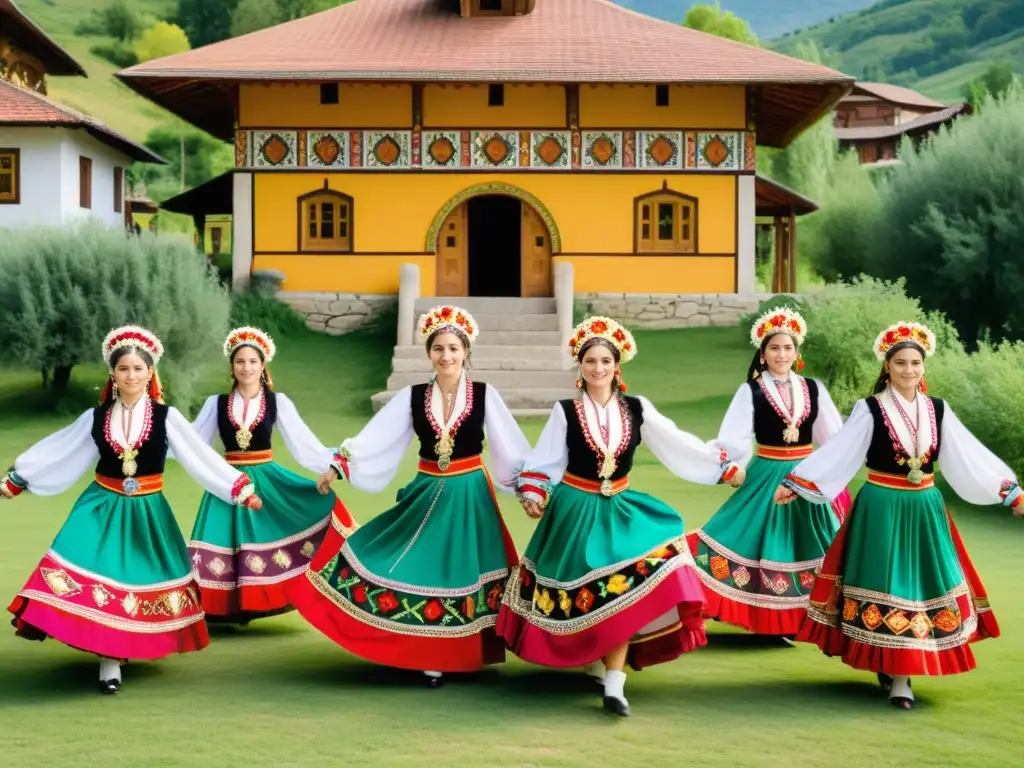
[427,183,559,297]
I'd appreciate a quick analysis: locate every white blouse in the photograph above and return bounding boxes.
[9,404,254,504]
[715,376,844,469]
[784,395,1019,507]
[190,392,336,474]
[331,381,531,495]
[517,395,731,504]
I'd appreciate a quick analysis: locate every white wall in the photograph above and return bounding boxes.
[0,125,136,229]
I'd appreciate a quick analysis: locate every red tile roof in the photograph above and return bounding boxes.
[0,80,165,163]
[0,0,86,77]
[847,82,947,111]
[835,103,972,141]
[118,0,854,147]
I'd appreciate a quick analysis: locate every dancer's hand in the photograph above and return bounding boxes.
[244,494,263,511]
[729,467,746,488]
[317,468,338,495]
[774,485,797,505]
[1013,503,1024,518]
[523,499,544,520]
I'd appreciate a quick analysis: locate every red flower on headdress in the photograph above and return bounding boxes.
[590,320,608,334]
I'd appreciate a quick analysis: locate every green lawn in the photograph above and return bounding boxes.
[1,326,1020,766]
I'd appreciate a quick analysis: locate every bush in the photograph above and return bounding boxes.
[229,293,310,339]
[89,41,139,68]
[0,223,230,412]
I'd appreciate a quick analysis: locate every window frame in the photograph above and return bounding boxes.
[297,187,354,253]
[79,155,92,209]
[633,188,698,254]
[0,148,20,205]
[113,166,123,213]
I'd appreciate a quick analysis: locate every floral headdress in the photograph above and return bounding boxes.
[418,305,479,346]
[100,325,164,403]
[750,306,808,349]
[569,316,637,363]
[224,326,276,363]
[874,321,936,361]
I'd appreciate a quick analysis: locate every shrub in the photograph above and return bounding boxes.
[229,292,309,339]
[89,41,139,68]
[0,223,230,412]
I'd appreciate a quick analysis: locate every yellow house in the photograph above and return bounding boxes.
[118,0,851,302]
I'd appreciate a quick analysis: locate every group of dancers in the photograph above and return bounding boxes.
[1,304,1020,716]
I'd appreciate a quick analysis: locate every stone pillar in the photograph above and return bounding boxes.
[397,263,420,346]
[736,175,756,294]
[231,172,253,292]
[554,261,574,369]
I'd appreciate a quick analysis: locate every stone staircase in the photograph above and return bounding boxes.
[370,297,578,415]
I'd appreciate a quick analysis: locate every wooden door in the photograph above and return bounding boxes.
[520,203,552,297]
[436,204,468,295]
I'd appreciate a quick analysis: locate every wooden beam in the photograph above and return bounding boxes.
[788,208,797,292]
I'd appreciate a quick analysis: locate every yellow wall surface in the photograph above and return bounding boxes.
[239,83,413,128]
[422,84,566,128]
[251,172,737,294]
[579,85,746,129]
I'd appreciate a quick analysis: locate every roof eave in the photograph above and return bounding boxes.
[0,1,87,77]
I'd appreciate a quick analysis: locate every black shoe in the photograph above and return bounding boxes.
[877,672,893,691]
[890,696,914,710]
[99,679,120,695]
[602,696,630,717]
[424,675,443,689]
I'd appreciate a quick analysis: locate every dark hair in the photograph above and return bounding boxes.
[746,332,798,381]
[110,345,154,370]
[871,340,925,394]
[576,337,621,393]
[425,326,470,351]
[230,343,270,387]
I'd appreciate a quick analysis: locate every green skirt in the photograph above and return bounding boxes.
[188,460,338,619]
[797,480,998,676]
[8,481,208,660]
[290,459,518,672]
[687,454,849,634]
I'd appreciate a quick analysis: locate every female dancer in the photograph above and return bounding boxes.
[497,316,745,717]
[187,326,357,624]
[1,326,263,694]
[287,305,531,686]
[775,322,1021,709]
[686,306,851,636]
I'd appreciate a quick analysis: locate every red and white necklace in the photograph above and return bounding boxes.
[228,387,266,452]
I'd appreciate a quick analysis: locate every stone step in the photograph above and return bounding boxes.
[385,369,576,391]
[391,356,566,373]
[413,297,557,315]
[372,388,573,413]
[392,344,566,361]
[413,313,559,332]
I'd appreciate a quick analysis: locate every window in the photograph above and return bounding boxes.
[0,148,20,204]
[298,188,353,252]
[113,167,123,213]
[655,84,669,107]
[211,226,223,254]
[488,84,504,107]
[320,83,339,105]
[634,190,697,253]
[79,156,92,209]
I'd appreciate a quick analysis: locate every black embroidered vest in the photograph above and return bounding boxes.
[560,395,644,481]
[748,377,820,447]
[217,389,278,452]
[411,381,487,461]
[864,395,945,476]
[91,402,169,477]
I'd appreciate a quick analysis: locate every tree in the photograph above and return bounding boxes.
[102,0,144,42]
[176,0,239,49]
[132,123,233,201]
[961,61,1018,110]
[230,0,286,37]
[683,2,759,46]
[134,22,191,63]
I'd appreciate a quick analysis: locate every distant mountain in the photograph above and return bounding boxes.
[614,0,877,39]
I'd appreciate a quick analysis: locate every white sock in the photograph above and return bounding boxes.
[423,670,442,679]
[584,660,606,681]
[99,657,121,683]
[603,669,628,702]
[890,675,914,701]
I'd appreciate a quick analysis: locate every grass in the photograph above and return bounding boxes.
[1,325,1021,766]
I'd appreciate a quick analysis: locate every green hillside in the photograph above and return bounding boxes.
[773,0,1024,102]
[18,0,179,142]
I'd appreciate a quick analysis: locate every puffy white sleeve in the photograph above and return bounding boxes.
[715,384,755,469]
[484,385,531,493]
[811,380,844,447]
[638,395,733,485]
[190,396,219,446]
[166,407,256,505]
[1,410,98,497]
[515,404,569,504]
[939,405,1022,509]
[331,386,415,494]
[782,399,873,504]
[275,393,337,475]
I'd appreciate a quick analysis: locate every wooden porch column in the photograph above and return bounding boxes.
[787,207,797,292]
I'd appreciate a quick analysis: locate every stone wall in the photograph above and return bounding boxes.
[276,292,395,334]
[575,292,776,329]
